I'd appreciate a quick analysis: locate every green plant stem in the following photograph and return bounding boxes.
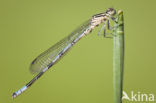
[113,10,124,103]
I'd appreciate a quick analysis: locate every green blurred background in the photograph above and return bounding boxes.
[0,0,156,103]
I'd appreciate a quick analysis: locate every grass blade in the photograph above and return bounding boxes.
[113,10,124,103]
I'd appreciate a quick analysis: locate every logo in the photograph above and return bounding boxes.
[122,91,155,102]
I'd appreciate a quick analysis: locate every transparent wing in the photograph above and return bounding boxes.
[29,19,91,74]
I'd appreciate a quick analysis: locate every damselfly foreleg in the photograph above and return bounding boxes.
[103,18,118,38]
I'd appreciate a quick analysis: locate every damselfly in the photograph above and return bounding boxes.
[12,8,116,98]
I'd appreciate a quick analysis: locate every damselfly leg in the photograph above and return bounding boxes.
[98,16,117,38]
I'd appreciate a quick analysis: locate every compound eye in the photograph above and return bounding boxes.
[107,8,116,15]
[108,8,114,11]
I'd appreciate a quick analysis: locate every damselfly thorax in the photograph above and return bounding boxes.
[84,8,116,35]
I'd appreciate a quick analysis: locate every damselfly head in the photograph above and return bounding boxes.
[106,8,116,16]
